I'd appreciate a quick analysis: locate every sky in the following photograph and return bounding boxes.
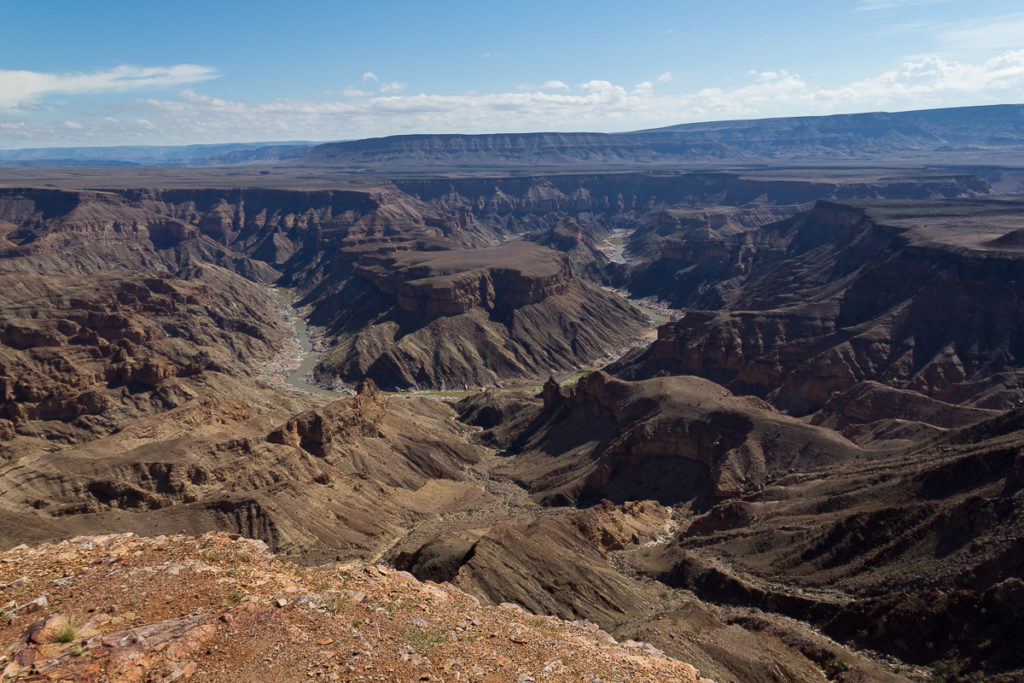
[2,0,1024,148]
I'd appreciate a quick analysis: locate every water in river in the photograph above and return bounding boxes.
[275,288,342,396]
[607,228,628,264]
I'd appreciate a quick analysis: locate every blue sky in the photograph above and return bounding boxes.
[2,0,1023,147]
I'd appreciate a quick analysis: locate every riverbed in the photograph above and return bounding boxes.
[275,289,343,396]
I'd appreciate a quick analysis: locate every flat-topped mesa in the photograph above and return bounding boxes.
[356,242,574,316]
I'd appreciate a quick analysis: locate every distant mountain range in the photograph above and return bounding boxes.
[0,141,313,167]
[3,104,1023,168]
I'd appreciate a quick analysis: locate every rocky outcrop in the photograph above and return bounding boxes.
[810,380,1000,445]
[525,217,612,277]
[0,269,287,443]
[471,371,860,504]
[0,385,489,558]
[267,379,386,457]
[617,199,1024,417]
[0,532,709,682]
[315,240,648,390]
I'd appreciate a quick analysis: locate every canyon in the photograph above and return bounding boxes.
[2,106,1024,681]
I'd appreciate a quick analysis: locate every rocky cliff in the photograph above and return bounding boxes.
[355,242,573,316]
[0,267,290,447]
[316,242,647,390]
[618,199,1024,432]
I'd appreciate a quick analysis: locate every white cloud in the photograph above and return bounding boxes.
[810,50,1024,108]
[342,87,368,97]
[541,80,569,90]
[0,64,217,110]
[361,72,378,83]
[658,71,673,82]
[5,50,1024,146]
[579,80,622,94]
[379,81,407,93]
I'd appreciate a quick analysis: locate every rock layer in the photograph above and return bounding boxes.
[618,199,1024,426]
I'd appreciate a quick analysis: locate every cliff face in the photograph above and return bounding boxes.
[0,268,290,446]
[396,171,987,226]
[316,267,646,390]
[356,242,573,316]
[0,185,649,391]
[617,199,1024,428]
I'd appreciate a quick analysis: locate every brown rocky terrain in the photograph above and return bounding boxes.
[625,205,803,261]
[318,242,645,389]
[3,167,1024,681]
[0,374,906,681]
[0,532,710,682]
[0,381,497,564]
[625,408,1024,679]
[525,217,612,280]
[464,371,860,504]
[618,199,1024,442]
[393,171,990,248]
[387,496,906,683]
[0,267,290,450]
[0,186,650,391]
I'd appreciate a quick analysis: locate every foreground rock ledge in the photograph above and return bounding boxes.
[0,532,710,682]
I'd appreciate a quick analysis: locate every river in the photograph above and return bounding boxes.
[275,288,343,396]
[607,228,628,264]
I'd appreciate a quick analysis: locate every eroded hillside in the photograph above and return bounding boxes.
[2,168,1024,680]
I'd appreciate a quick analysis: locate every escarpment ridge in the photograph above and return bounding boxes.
[300,104,1024,168]
[4,103,1024,169]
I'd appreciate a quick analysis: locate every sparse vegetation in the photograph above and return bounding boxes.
[402,625,445,656]
[54,617,81,644]
[322,593,345,614]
